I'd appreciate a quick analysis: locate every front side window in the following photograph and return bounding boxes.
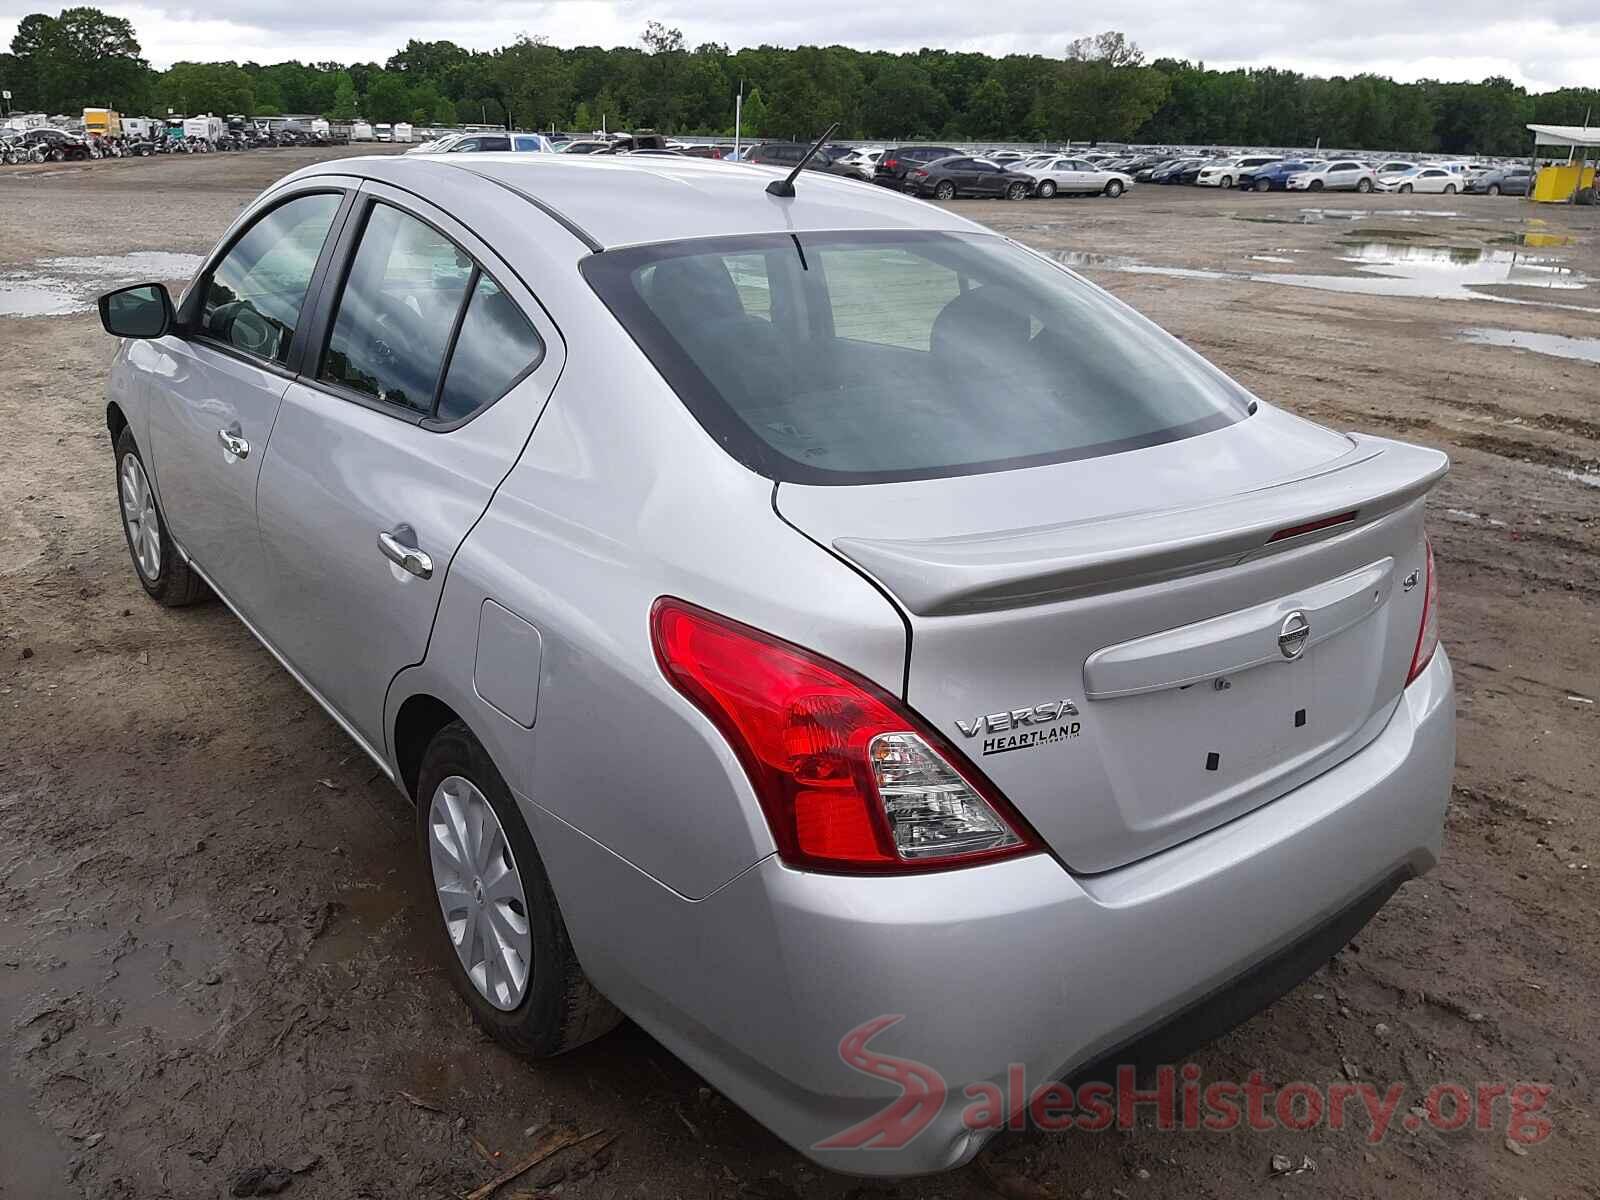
[320,204,473,413]
[583,230,1249,484]
[199,192,342,363]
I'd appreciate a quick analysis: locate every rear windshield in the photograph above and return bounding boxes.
[581,230,1250,484]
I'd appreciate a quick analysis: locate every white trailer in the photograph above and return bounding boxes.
[393,122,414,143]
[350,121,374,142]
[183,114,222,144]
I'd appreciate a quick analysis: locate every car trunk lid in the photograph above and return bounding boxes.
[776,410,1447,873]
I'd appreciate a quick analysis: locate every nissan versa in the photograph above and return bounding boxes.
[97,151,1454,1176]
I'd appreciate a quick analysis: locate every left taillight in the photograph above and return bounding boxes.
[1406,537,1438,684]
[650,598,1040,874]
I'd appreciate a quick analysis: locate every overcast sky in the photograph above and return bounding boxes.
[3,0,1597,90]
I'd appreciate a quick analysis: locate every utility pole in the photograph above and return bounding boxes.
[734,79,744,160]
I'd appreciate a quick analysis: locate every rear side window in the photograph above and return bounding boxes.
[321,204,473,413]
[319,202,541,424]
[582,230,1249,484]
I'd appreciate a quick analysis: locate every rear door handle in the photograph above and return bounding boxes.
[377,527,433,580]
[217,428,249,458]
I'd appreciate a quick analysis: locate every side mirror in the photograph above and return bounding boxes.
[99,283,174,339]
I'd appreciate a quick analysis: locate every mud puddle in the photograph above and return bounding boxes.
[1235,207,1463,225]
[1457,327,1600,365]
[1059,245,1599,311]
[1339,242,1589,292]
[0,251,202,317]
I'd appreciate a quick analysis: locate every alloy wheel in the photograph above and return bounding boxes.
[427,775,533,1011]
[119,453,162,581]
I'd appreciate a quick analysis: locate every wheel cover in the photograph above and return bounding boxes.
[119,453,161,580]
[428,775,532,1011]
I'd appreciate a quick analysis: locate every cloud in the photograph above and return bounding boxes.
[1,0,1596,87]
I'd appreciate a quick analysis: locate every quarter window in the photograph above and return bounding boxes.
[320,204,473,414]
[435,275,545,424]
[199,192,341,364]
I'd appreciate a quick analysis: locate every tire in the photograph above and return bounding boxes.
[1005,181,1028,201]
[1219,175,1233,189]
[114,427,208,607]
[1253,178,1271,192]
[934,180,956,201]
[1487,183,1501,196]
[1105,179,1124,197]
[1309,179,1324,191]
[1356,178,1373,193]
[1036,179,1056,198]
[1399,183,1413,194]
[416,720,622,1057]
[1444,183,1456,194]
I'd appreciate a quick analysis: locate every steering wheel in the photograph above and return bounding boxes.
[361,295,433,370]
[208,301,280,359]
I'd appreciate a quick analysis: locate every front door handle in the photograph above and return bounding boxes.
[377,528,433,580]
[217,428,250,458]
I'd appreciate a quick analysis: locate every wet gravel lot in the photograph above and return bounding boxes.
[1,148,1597,1199]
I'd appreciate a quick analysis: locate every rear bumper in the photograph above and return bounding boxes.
[536,650,1454,1177]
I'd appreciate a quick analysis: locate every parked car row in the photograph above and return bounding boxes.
[1121,150,1530,197]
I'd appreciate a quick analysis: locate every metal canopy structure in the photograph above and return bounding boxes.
[1527,124,1600,149]
[1525,124,1598,203]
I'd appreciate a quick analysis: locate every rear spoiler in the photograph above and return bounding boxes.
[833,435,1448,616]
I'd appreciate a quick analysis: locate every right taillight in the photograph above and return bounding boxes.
[650,598,1040,874]
[884,157,898,170]
[1406,537,1438,684]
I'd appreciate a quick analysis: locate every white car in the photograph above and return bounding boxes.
[1286,159,1377,192]
[1195,155,1282,188]
[837,147,883,173]
[1021,156,1135,198]
[406,132,463,155]
[1374,160,1417,175]
[1375,166,1461,194]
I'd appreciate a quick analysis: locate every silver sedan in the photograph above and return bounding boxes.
[1019,154,1134,197]
[97,151,1454,1176]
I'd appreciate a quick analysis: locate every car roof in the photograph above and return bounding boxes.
[294,153,985,250]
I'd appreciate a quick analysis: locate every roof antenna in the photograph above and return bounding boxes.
[766,122,840,198]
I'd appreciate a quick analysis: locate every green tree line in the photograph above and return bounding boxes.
[4,8,1597,154]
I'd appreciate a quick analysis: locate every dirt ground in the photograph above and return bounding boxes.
[1,148,1596,1200]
